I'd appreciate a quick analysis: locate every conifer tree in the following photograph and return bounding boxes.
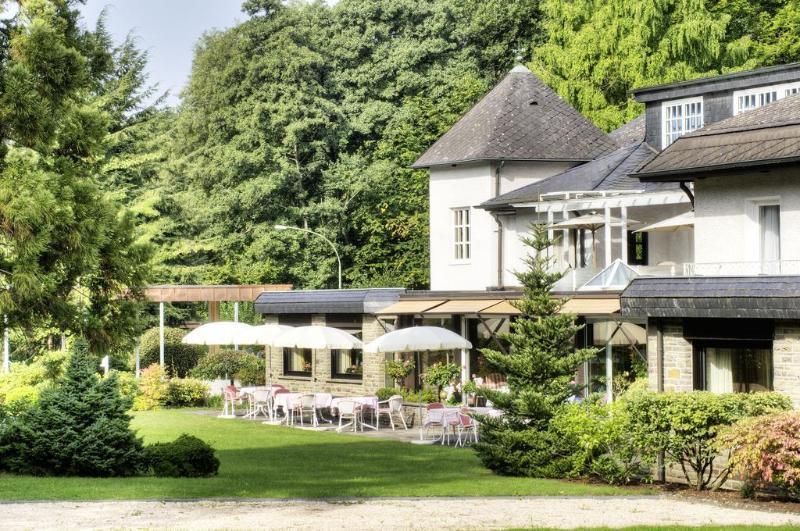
[1,340,143,477]
[474,224,596,476]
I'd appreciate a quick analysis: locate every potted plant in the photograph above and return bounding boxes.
[423,361,460,400]
[385,357,415,389]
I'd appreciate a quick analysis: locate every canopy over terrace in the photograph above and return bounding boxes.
[143,284,291,367]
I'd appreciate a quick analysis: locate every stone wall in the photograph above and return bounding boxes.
[773,320,800,407]
[264,313,388,396]
[646,318,693,393]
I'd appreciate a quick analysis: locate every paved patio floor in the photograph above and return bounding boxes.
[2,496,799,530]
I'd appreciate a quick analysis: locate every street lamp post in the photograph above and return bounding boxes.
[274,225,343,289]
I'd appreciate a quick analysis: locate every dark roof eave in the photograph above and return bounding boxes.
[635,155,800,182]
[632,63,800,102]
[410,156,594,170]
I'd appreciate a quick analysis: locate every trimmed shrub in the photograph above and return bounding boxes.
[376,387,437,403]
[719,411,800,499]
[624,390,791,490]
[0,350,68,414]
[133,364,169,411]
[144,434,220,477]
[166,378,209,407]
[138,327,203,378]
[3,386,39,416]
[423,362,460,399]
[0,342,144,476]
[109,369,139,404]
[192,349,264,385]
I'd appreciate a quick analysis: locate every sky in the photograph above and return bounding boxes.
[81,0,245,106]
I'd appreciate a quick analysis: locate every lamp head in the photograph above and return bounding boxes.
[274,224,288,231]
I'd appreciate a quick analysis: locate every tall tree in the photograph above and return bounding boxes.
[531,0,785,130]
[474,224,596,476]
[0,0,150,354]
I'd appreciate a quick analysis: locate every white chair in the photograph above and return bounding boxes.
[290,394,318,427]
[454,411,478,447]
[250,390,271,420]
[336,400,361,432]
[314,392,333,423]
[377,395,408,430]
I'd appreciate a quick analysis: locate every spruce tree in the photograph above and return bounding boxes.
[2,341,143,477]
[474,223,596,476]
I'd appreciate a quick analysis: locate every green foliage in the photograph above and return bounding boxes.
[376,387,437,403]
[624,390,791,490]
[165,378,209,407]
[108,369,139,404]
[0,342,144,476]
[143,434,219,477]
[531,0,782,130]
[385,358,415,388]
[133,363,168,411]
[0,350,68,414]
[475,224,597,476]
[192,350,264,385]
[718,411,800,499]
[137,327,203,377]
[422,361,460,398]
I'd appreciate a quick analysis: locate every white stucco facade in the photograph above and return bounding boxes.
[694,168,800,274]
[428,160,575,291]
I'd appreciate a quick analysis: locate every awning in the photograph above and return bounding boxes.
[254,288,404,314]
[561,298,621,315]
[374,300,445,315]
[479,300,521,315]
[423,299,502,315]
[634,211,694,233]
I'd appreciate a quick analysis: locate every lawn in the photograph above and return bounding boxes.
[0,409,640,500]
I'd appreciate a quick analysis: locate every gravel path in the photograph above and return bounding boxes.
[1,496,799,530]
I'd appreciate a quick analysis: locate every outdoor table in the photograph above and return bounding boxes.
[272,392,303,423]
[422,407,461,444]
[331,396,379,430]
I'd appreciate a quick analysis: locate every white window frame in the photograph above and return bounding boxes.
[452,207,471,263]
[745,196,781,264]
[733,82,800,115]
[661,96,704,149]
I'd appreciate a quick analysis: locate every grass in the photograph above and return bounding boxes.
[0,409,642,500]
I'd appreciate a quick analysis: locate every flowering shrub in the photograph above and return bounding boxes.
[385,358,414,388]
[719,412,800,499]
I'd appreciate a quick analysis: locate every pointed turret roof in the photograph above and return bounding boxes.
[411,65,616,169]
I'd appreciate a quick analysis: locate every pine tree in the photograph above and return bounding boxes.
[474,224,597,476]
[2,341,143,477]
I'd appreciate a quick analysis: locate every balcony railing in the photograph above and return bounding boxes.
[552,260,800,292]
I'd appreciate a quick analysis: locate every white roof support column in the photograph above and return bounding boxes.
[159,301,165,366]
[621,206,628,264]
[3,315,8,374]
[604,206,612,267]
[546,210,554,258]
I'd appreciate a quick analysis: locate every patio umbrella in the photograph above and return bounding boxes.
[182,321,256,346]
[242,324,294,387]
[634,211,694,233]
[363,326,472,443]
[274,326,363,390]
[550,213,640,268]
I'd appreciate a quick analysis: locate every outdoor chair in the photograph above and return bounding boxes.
[421,402,445,439]
[249,389,272,420]
[441,408,462,445]
[377,395,408,430]
[271,388,290,419]
[289,393,318,427]
[454,410,478,447]
[336,400,361,432]
[222,385,243,417]
[313,392,333,423]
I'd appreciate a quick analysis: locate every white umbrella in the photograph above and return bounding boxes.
[634,211,694,233]
[551,213,640,269]
[274,326,363,350]
[182,321,256,346]
[243,324,294,388]
[244,324,294,346]
[274,326,363,392]
[364,326,472,353]
[364,327,472,443]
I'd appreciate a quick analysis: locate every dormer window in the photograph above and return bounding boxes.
[662,97,703,148]
[734,82,800,115]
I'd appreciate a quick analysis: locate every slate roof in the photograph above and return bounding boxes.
[609,114,645,147]
[254,288,403,315]
[411,65,616,168]
[481,141,676,210]
[635,93,800,180]
[620,276,800,319]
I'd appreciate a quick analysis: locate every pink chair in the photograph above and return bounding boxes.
[222,385,242,417]
[271,388,290,419]
[454,410,478,447]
